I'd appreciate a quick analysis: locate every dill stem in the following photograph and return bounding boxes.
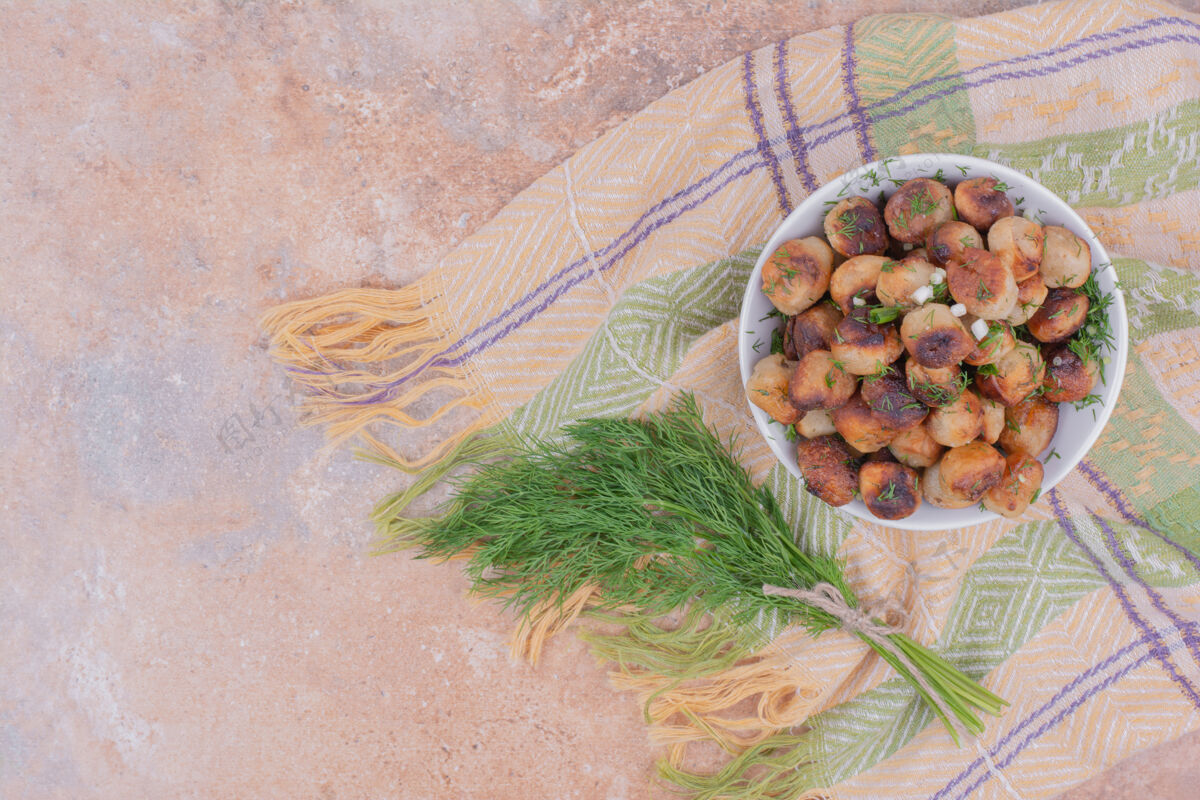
[894,634,1006,713]
[859,632,966,746]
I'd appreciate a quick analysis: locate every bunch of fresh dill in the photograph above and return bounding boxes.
[379,394,1004,742]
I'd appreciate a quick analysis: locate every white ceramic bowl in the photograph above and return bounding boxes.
[737,153,1127,531]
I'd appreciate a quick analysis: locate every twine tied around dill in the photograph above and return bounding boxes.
[762,581,971,741]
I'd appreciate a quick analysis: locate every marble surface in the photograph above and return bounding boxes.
[3,2,1199,798]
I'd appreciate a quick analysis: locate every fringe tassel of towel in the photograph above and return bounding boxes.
[369,431,515,549]
[510,583,603,664]
[657,727,823,800]
[657,726,829,800]
[260,284,503,470]
[583,608,835,772]
[616,635,829,754]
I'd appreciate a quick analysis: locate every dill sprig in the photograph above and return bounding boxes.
[832,209,863,239]
[1068,268,1115,382]
[770,326,785,355]
[380,395,1006,742]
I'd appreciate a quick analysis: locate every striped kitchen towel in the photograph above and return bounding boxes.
[262,0,1200,797]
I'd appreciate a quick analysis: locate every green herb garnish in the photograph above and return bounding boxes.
[910,188,938,216]
[867,305,902,324]
[832,209,863,239]
[379,396,1007,744]
[770,328,784,355]
[1067,269,1115,384]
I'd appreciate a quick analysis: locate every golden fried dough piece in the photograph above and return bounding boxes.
[796,435,860,507]
[954,177,1015,231]
[998,395,1060,457]
[761,236,835,315]
[884,178,954,244]
[859,461,922,520]
[825,196,889,257]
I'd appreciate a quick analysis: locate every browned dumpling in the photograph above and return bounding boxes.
[861,369,928,432]
[901,304,974,368]
[987,216,1043,283]
[938,441,1006,502]
[796,435,860,507]
[923,458,974,509]
[859,461,922,520]
[976,341,1045,406]
[963,317,1016,366]
[906,360,964,407]
[832,392,900,453]
[789,349,856,412]
[1041,225,1091,288]
[746,353,800,424]
[877,256,937,309]
[785,302,843,360]
[926,221,983,267]
[1042,343,1100,403]
[980,396,1005,444]
[954,177,1015,230]
[824,196,889,257]
[884,178,954,244]
[1027,288,1089,343]
[983,451,1044,518]
[889,423,945,468]
[795,408,837,439]
[1006,272,1049,326]
[829,255,887,313]
[946,247,1017,320]
[761,236,835,314]
[831,307,905,376]
[926,388,984,448]
[998,395,1060,456]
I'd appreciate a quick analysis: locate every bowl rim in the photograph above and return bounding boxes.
[737,152,1128,532]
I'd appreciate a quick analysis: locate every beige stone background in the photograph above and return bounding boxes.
[3,1,1200,798]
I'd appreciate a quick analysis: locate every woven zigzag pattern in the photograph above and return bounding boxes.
[263,1,1200,797]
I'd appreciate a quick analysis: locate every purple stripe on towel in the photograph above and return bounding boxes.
[1049,489,1200,709]
[806,30,1200,152]
[932,635,1153,800]
[839,22,876,162]
[743,50,793,215]
[774,39,818,193]
[808,15,1198,141]
[1078,458,1200,575]
[957,646,1154,799]
[1095,514,1200,665]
